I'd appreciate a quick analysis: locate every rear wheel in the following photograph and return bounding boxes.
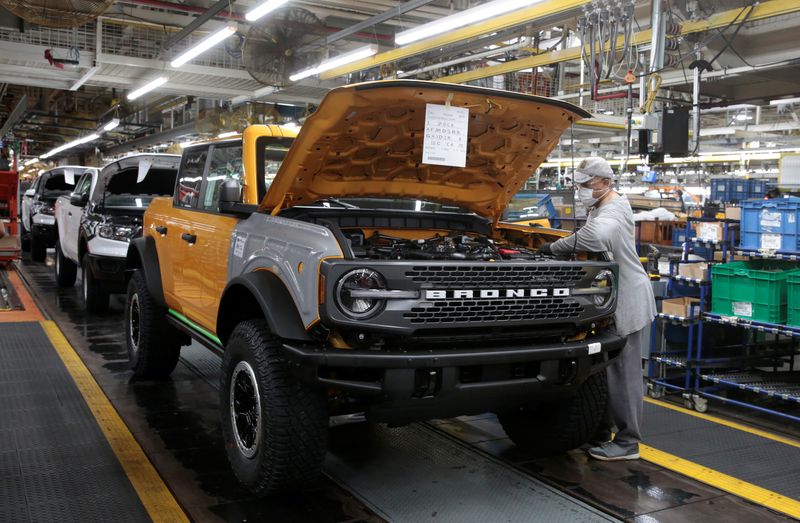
[54,243,77,287]
[30,232,46,262]
[499,371,608,454]
[221,319,328,495]
[125,270,181,379]
[82,256,109,313]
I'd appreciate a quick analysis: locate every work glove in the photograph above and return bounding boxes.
[538,242,553,255]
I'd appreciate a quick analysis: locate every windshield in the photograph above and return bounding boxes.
[103,167,178,208]
[42,174,76,199]
[262,144,290,190]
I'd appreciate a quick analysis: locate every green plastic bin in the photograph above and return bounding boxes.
[711,260,800,324]
[789,272,800,327]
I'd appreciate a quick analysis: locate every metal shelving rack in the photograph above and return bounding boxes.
[647,217,735,411]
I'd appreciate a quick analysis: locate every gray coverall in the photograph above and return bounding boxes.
[550,195,657,446]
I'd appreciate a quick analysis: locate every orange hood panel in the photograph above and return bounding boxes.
[260,80,590,221]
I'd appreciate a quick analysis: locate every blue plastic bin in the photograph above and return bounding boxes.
[748,179,767,199]
[710,178,749,203]
[710,179,733,202]
[740,198,800,252]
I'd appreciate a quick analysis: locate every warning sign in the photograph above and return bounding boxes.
[422,103,469,167]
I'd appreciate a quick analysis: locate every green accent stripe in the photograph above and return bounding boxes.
[168,309,222,346]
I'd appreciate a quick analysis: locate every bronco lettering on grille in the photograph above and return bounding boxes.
[425,289,571,299]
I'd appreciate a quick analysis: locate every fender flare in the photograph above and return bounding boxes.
[217,271,311,345]
[126,236,166,308]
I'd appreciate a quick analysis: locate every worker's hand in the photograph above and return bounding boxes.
[538,242,553,255]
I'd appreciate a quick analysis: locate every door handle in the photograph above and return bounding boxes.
[155,225,168,235]
[181,232,197,244]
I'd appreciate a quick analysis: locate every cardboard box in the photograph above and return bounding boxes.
[712,252,749,262]
[662,297,700,318]
[694,221,724,242]
[678,262,709,281]
[725,207,741,221]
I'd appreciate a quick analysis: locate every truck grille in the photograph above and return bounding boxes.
[405,265,586,287]
[403,297,584,324]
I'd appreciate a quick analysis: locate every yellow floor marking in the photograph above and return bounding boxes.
[645,396,800,449]
[40,321,189,523]
[640,444,800,519]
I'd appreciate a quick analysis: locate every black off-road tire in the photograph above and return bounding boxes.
[30,232,46,262]
[221,319,328,496]
[20,222,30,252]
[125,270,182,379]
[82,256,109,313]
[499,371,609,455]
[54,242,77,287]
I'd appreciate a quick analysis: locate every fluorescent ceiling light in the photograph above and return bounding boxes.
[735,114,752,121]
[171,23,237,68]
[769,96,800,106]
[23,158,39,166]
[103,118,120,131]
[245,0,289,22]
[40,133,100,159]
[217,131,238,138]
[128,77,168,100]
[395,0,543,45]
[290,45,378,82]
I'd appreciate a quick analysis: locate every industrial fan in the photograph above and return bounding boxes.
[0,0,113,28]
[243,7,327,87]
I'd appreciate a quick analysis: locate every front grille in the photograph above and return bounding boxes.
[405,265,586,287]
[403,297,584,324]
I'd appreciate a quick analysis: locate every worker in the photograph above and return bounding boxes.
[539,157,657,461]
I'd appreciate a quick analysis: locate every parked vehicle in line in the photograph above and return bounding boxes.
[124,80,624,495]
[55,154,179,312]
[22,166,97,261]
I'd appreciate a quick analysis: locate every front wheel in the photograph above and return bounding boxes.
[20,222,30,252]
[125,270,181,379]
[220,319,328,496]
[30,232,46,262]
[499,371,609,455]
[82,256,109,313]
[55,243,77,287]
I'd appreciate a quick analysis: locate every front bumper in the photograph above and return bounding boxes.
[284,329,626,423]
[86,254,127,293]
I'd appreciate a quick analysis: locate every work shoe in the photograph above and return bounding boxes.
[587,441,640,461]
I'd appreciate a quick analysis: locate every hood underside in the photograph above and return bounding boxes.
[260,80,590,221]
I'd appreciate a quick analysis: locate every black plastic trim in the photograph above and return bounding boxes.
[126,236,166,308]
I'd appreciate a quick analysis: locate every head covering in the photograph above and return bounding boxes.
[573,157,614,184]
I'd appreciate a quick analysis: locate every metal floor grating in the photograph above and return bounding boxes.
[180,342,621,523]
[0,322,150,522]
[641,401,800,500]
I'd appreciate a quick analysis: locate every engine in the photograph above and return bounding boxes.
[348,232,547,261]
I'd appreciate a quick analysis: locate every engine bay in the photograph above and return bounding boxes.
[346,232,549,261]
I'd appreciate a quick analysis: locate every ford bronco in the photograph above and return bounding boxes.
[124,80,625,495]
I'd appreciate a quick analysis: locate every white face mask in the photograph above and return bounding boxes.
[577,185,609,209]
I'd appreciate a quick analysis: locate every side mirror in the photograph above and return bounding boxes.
[70,192,89,207]
[219,179,242,205]
[24,189,35,197]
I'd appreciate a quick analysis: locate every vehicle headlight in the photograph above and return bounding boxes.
[591,269,615,308]
[98,225,138,242]
[335,268,386,318]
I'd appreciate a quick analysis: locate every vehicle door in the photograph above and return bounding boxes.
[159,147,209,316]
[180,143,244,332]
[60,172,93,261]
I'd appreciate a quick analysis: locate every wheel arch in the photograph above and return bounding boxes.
[216,270,311,346]
[126,236,166,308]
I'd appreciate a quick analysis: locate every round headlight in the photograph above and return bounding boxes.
[591,269,615,308]
[335,268,386,318]
[98,225,114,239]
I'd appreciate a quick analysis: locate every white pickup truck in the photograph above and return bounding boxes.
[55,154,179,312]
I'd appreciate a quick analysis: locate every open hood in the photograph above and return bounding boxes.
[260,80,590,221]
